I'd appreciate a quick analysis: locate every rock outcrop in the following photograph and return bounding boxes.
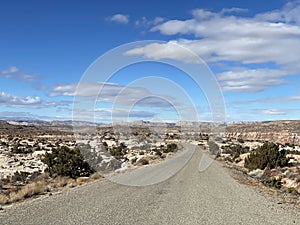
[225,120,300,145]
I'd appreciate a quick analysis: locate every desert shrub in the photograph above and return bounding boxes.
[11,142,33,154]
[154,149,162,157]
[42,146,94,179]
[285,143,294,147]
[28,171,42,182]
[163,143,178,153]
[47,143,54,147]
[130,157,137,164]
[55,176,69,187]
[244,142,289,171]
[136,158,149,165]
[237,138,244,143]
[222,144,249,159]
[109,143,127,160]
[102,141,108,148]
[263,177,282,189]
[90,172,102,180]
[9,181,48,202]
[0,194,8,205]
[139,151,144,155]
[12,171,30,183]
[287,150,300,155]
[0,177,10,186]
[287,187,298,195]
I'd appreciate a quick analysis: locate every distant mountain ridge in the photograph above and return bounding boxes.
[1,118,300,145]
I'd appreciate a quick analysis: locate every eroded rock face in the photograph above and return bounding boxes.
[225,121,300,145]
[97,158,122,172]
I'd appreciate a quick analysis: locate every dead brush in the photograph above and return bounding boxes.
[0,194,8,205]
[9,181,48,203]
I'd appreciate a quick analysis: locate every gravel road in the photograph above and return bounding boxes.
[1,144,299,225]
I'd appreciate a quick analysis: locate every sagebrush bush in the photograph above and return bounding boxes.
[154,148,162,157]
[109,143,127,160]
[263,177,282,189]
[9,181,48,202]
[287,187,298,195]
[136,158,149,165]
[244,142,289,171]
[12,171,30,183]
[164,143,178,153]
[222,144,249,159]
[42,146,94,179]
[0,194,8,205]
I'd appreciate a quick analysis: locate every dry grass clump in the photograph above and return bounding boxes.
[9,181,48,203]
[135,157,149,166]
[76,177,90,186]
[90,172,102,180]
[0,194,9,205]
[48,176,70,189]
[47,176,82,189]
[0,173,103,206]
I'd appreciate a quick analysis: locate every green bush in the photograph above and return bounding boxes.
[154,149,162,157]
[11,142,33,154]
[12,171,30,183]
[237,138,245,143]
[264,177,282,189]
[287,187,298,195]
[222,144,249,159]
[244,142,289,171]
[109,143,127,160]
[163,143,178,153]
[42,146,94,179]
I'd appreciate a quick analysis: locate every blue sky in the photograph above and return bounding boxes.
[1,0,300,122]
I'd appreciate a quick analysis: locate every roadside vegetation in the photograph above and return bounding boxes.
[0,172,101,205]
[244,142,290,171]
[0,145,99,206]
[215,140,300,195]
[42,146,94,179]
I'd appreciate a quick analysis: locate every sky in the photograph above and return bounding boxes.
[1,0,300,123]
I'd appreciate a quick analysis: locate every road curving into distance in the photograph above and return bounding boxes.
[1,144,299,224]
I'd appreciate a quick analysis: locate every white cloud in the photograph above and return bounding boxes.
[145,12,300,67]
[229,91,300,105]
[0,92,41,106]
[220,8,248,15]
[50,82,180,108]
[50,82,151,98]
[2,66,19,74]
[1,66,40,82]
[0,111,69,121]
[95,108,156,119]
[153,17,165,25]
[260,109,287,115]
[260,94,300,103]
[125,2,300,93]
[109,14,129,24]
[73,107,157,123]
[0,91,69,108]
[135,17,165,28]
[125,41,201,63]
[255,1,300,24]
[191,9,217,20]
[217,69,288,92]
